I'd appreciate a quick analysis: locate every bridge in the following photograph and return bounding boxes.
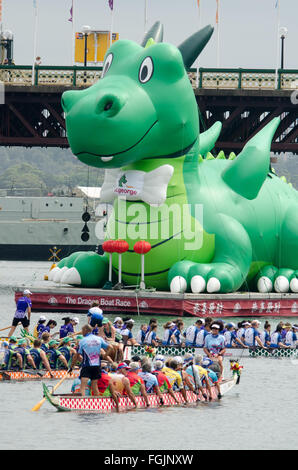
[0,65,297,154]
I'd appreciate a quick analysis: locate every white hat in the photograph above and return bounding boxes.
[88,307,103,315]
[23,289,32,295]
[173,356,183,364]
[72,317,80,324]
[114,317,123,323]
[39,315,47,322]
[155,354,165,362]
[243,322,251,326]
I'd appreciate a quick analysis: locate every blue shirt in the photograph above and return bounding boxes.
[138,371,158,393]
[78,333,108,367]
[14,297,32,319]
[204,334,225,354]
[59,323,74,339]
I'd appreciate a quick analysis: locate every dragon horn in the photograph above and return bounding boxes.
[178,25,214,69]
[141,21,164,47]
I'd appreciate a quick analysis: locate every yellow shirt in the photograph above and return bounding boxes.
[162,366,183,390]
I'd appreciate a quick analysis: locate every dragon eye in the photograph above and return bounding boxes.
[102,53,113,78]
[139,57,154,83]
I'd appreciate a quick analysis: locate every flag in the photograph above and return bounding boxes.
[275,0,279,7]
[68,2,73,22]
[197,0,201,8]
[108,0,113,10]
[216,0,219,24]
[33,0,37,8]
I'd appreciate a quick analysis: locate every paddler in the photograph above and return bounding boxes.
[2,336,23,370]
[8,289,32,337]
[29,339,54,377]
[95,362,120,412]
[162,359,188,403]
[46,340,69,370]
[153,360,179,404]
[116,362,148,408]
[57,336,77,368]
[203,323,226,378]
[16,339,38,371]
[68,324,109,396]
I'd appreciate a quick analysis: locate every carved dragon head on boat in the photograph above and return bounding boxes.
[62,22,214,169]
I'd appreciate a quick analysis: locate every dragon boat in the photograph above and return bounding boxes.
[42,375,237,413]
[126,345,298,359]
[0,369,79,382]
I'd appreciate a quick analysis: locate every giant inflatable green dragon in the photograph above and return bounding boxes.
[50,23,298,294]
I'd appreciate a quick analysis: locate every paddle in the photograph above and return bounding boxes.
[0,326,12,333]
[31,372,71,411]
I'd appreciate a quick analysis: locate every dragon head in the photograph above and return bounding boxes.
[62,23,213,169]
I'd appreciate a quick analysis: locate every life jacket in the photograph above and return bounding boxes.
[46,348,60,369]
[29,348,42,369]
[58,346,71,366]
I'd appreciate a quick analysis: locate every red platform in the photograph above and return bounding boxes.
[14,286,298,317]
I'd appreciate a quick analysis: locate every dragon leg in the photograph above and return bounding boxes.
[169,214,252,293]
[53,252,109,288]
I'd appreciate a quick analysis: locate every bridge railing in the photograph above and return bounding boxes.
[0,65,297,90]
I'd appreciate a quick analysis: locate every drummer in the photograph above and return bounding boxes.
[203,323,226,378]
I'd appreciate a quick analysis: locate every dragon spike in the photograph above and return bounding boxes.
[206,152,215,160]
[229,152,237,160]
[141,21,164,47]
[178,25,214,69]
[217,150,226,159]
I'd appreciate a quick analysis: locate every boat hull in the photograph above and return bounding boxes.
[43,377,237,413]
[126,345,298,359]
[0,369,79,381]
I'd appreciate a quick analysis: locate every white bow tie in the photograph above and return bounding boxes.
[100,164,174,206]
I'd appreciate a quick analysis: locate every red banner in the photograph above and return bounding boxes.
[15,291,298,317]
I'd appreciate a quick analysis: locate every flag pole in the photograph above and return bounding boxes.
[110,0,114,47]
[32,0,38,86]
[216,0,220,68]
[144,0,148,33]
[72,0,75,65]
[196,0,201,89]
[274,0,280,89]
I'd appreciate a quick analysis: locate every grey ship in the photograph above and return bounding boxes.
[0,195,103,261]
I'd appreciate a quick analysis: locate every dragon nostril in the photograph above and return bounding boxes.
[104,101,113,111]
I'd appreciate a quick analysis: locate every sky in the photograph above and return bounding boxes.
[2,0,298,68]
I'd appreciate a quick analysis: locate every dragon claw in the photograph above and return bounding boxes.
[61,267,82,286]
[170,276,187,294]
[290,277,298,293]
[207,277,221,293]
[190,275,206,293]
[274,275,289,293]
[257,276,273,293]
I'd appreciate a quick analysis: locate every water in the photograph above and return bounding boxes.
[0,261,297,450]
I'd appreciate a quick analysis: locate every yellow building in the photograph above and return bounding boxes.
[75,30,119,65]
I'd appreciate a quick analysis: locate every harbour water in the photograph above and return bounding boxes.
[0,261,297,450]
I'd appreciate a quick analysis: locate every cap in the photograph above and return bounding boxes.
[125,319,135,324]
[49,340,59,346]
[154,360,164,370]
[39,315,47,322]
[173,356,183,364]
[184,355,194,364]
[17,339,28,346]
[102,317,109,325]
[9,336,17,343]
[226,322,236,329]
[292,324,298,330]
[72,317,80,324]
[117,362,130,370]
[155,354,165,362]
[211,324,220,329]
[202,357,213,368]
[62,337,73,344]
[88,307,103,316]
[114,317,123,323]
[196,318,205,324]
[243,322,251,326]
[76,335,84,340]
[129,362,139,371]
[23,289,32,295]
